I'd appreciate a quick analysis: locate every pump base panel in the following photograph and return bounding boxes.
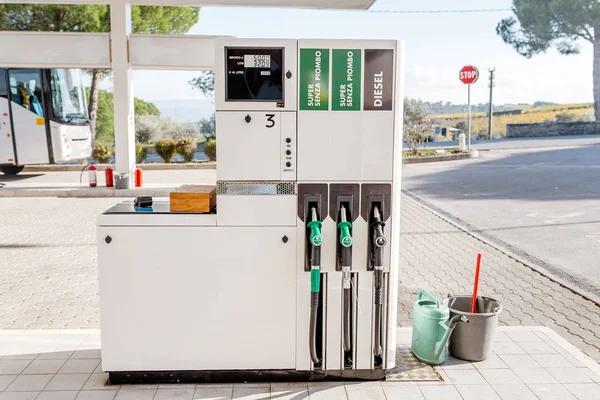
[108,369,386,384]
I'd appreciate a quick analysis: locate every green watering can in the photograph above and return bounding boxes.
[411,290,468,365]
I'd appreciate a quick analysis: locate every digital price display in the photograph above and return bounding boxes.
[226,48,284,101]
[244,55,271,69]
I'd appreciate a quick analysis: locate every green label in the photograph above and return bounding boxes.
[299,49,329,110]
[332,49,361,111]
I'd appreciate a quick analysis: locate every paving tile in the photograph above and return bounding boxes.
[519,341,557,355]
[307,384,347,400]
[59,360,101,374]
[440,357,475,370]
[193,387,232,400]
[506,330,542,343]
[0,361,31,375]
[546,368,596,384]
[46,374,91,391]
[82,374,114,390]
[563,383,600,400]
[381,384,425,400]
[493,342,526,355]
[491,384,538,400]
[527,384,577,400]
[493,331,512,343]
[113,390,156,400]
[532,354,578,368]
[269,385,309,400]
[499,354,542,369]
[479,368,523,385]
[443,369,487,385]
[118,386,158,391]
[23,359,66,374]
[0,392,40,400]
[345,383,386,400]
[6,374,54,392]
[75,391,119,400]
[0,355,38,361]
[418,385,462,400]
[472,355,508,370]
[36,391,79,400]
[37,352,75,360]
[157,385,196,389]
[154,389,194,400]
[512,368,557,384]
[455,384,501,400]
[0,375,18,391]
[71,350,102,360]
[562,354,587,368]
[230,386,270,400]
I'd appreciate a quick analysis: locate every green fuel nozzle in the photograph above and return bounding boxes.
[338,205,353,248]
[307,207,323,247]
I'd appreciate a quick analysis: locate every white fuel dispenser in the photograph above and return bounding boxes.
[97,38,405,382]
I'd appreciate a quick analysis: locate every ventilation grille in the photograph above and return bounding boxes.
[217,181,296,195]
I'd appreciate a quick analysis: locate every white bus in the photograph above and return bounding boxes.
[0,68,92,175]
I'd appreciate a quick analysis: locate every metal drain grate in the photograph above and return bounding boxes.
[386,346,442,381]
[217,181,296,195]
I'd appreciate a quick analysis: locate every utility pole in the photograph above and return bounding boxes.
[488,68,495,140]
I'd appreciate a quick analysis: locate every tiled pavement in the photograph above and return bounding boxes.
[0,327,599,400]
[0,196,599,363]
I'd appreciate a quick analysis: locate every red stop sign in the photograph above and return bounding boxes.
[459,66,479,84]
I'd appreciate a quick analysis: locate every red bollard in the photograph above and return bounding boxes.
[105,167,114,188]
[135,168,143,187]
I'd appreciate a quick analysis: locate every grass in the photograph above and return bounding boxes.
[432,103,594,138]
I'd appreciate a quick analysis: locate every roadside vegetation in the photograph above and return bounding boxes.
[432,103,594,138]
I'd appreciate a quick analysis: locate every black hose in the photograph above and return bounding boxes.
[373,276,383,357]
[343,288,352,352]
[309,292,320,365]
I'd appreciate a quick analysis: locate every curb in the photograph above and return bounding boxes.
[23,163,217,172]
[402,149,479,164]
[0,187,175,198]
[402,189,600,306]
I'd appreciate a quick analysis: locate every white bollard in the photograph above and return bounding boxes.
[458,133,466,151]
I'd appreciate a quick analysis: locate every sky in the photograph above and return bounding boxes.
[133,0,594,107]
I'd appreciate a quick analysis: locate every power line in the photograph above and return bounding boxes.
[361,9,511,14]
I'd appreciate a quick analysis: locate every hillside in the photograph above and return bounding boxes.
[431,103,594,138]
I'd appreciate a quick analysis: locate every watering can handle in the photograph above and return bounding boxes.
[417,289,440,307]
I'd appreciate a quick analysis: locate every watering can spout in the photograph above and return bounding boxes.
[433,315,468,361]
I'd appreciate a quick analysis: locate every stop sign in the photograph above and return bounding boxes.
[459,66,479,84]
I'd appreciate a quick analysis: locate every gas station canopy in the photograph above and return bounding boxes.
[0,0,377,9]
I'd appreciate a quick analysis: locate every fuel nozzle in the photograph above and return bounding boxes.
[370,204,387,360]
[307,206,322,366]
[337,205,353,288]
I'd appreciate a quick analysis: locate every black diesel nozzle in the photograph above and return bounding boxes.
[370,204,387,361]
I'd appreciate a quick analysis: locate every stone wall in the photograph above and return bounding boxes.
[506,122,600,138]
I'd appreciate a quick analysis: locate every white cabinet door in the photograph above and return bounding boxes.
[99,226,297,371]
[216,111,283,181]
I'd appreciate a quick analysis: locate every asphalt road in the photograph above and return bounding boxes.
[401,144,600,290]
[410,134,600,150]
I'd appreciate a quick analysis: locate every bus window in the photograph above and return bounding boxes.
[8,70,44,117]
[50,69,89,125]
[0,69,6,97]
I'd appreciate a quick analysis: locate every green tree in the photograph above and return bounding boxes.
[497,1,600,121]
[189,71,215,102]
[0,4,199,138]
[87,88,161,143]
[134,98,161,117]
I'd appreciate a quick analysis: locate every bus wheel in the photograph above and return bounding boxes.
[0,165,24,175]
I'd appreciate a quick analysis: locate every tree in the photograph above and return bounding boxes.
[497,1,600,120]
[0,4,199,138]
[403,98,433,154]
[189,71,215,102]
[198,114,216,140]
[134,98,161,117]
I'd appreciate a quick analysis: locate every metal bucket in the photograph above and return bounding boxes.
[443,295,502,361]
